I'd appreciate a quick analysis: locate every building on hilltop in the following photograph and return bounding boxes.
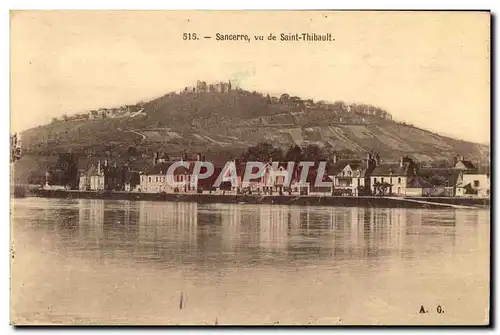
[196,80,208,93]
[184,80,233,94]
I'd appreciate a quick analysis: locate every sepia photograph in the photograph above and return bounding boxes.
[9,10,491,326]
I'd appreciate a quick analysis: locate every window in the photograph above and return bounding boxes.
[357,179,360,186]
[398,177,401,184]
[374,178,377,183]
[347,171,351,177]
[390,177,392,184]
[149,177,151,182]
[381,177,384,183]
[474,180,480,187]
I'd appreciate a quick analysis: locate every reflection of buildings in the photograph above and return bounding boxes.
[324,207,410,258]
[259,206,289,251]
[138,202,198,248]
[220,204,242,250]
[288,206,302,235]
[77,199,104,242]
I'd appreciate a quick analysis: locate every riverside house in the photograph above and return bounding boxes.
[236,161,291,195]
[408,168,463,197]
[461,168,490,197]
[78,160,125,191]
[370,157,416,196]
[328,153,378,196]
[79,161,105,191]
[139,161,198,193]
[453,158,490,197]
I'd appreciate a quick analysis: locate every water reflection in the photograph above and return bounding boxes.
[11,198,490,325]
[24,200,476,267]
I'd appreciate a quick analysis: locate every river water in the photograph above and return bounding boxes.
[11,198,490,325]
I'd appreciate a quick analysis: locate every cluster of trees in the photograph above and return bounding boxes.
[47,153,79,189]
[10,133,21,163]
[265,92,393,121]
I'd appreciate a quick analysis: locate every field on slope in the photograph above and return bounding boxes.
[18,90,489,177]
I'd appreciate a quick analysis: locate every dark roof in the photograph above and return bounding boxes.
[327,160,364,176]
[77,157,150,172]
[456,160,476,169]
[407,176,434,188]
[371,162,410,177]
[143,162,193,175]
[127,160,150,172]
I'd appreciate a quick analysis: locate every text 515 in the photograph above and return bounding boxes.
[183,33,199,40]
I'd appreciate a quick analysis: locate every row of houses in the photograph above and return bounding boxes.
[329,154,490,197]
[50,104,147,123]
[75,152,490,198]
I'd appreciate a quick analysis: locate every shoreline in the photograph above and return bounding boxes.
[23,189,490,209]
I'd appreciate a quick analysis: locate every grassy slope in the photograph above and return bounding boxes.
[16,90,489,184]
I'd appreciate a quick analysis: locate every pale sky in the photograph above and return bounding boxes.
[11,11,490,143]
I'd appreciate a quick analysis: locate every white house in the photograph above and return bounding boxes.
[461,171,490,197]
[80,161,106,191]
[370,157,414,196]
[140,161,198,194]
[328,160,367,196]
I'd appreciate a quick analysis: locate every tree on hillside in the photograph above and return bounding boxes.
[10,134,21,163]
[284,145,303,162]
[301,144,326,162]
[279,94,290,105]
[332,101,346,111]
[54,152,78,189]
[242,142,283,162]
[127,146,138,157]
[266,94,272,104]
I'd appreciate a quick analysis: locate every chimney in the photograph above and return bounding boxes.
[196,153,201,161]
[366,153,371,169]
[104,159,108,167]
[153,152,158,165]
[400,157,404,168]
[460,156,464,161]
[97,161,101,174]
[333,153,337,164]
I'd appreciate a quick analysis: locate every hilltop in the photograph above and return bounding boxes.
[15,84,489,184]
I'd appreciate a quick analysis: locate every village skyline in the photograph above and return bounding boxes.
[10,11,490,143]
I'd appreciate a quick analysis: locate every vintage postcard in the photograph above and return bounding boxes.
[10,10,491,326]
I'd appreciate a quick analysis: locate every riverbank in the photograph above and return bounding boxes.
[26,189,489,209]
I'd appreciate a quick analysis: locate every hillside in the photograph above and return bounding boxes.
[16,89,489,183]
